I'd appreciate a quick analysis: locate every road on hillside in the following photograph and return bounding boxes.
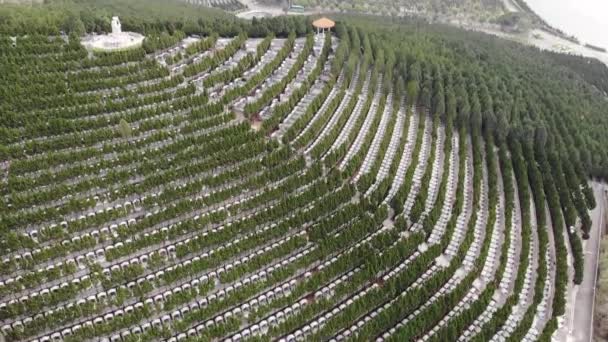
[563,182,605,342]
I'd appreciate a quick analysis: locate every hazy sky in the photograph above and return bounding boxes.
[525,0,608,49]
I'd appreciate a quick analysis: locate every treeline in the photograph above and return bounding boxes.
[2,0,607,184]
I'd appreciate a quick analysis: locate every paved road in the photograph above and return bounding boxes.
[560,182,605,342]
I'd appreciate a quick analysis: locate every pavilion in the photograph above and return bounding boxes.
[81,16,144,51]
[312,17,335,34]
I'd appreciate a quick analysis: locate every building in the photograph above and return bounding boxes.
[312,17,335,34]
[290,5,304,12]
[81,16,145,51]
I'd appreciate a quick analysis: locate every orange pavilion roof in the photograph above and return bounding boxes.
[312,17,335,29]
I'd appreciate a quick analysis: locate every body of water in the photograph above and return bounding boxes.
[524,0,608,49]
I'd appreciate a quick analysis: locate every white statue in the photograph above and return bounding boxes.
[111,16,122,35]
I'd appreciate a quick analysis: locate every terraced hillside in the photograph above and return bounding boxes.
[0,5,606,342]
[293,0,506,22]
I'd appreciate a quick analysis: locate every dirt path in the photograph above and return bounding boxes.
[501,0,523,13]
[556,181,605,342]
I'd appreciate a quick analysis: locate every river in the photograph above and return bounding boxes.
[524,0,608,49]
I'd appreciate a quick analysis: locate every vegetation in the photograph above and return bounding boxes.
[597,236,608,341]
[0,1,603,342]
[294,0,505,23]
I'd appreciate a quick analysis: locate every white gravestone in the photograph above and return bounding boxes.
[111,16,122,35]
